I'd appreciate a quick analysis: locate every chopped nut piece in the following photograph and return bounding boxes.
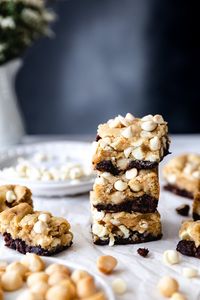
[97,255,118,274]
[157,276,179,297]
[112,278,127,294]
[137,248,149,257]
[176,204,190,217]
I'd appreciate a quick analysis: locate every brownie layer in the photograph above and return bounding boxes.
[193,213,200,221]
[3,233,72,256]
[164,184,193,199]
[93,231,162,246]
[94,195,158,213]
[176,240,200,258]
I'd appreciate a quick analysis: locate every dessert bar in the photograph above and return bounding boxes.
[92,113,169,174]
[0,184,32,212]
[163,154,200,198]
[193,192,200,220]
[91,208,162,246]
[0,203,73,256]
[177,220,200,258]
[91,168,159,213]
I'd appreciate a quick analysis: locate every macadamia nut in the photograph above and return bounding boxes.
[170,292,187,300]
[97,255,118,274]
[71,269,90,284]
[21,253,45,272]
[27,272,48,287]
[45,264,70,276]
[1,270,24,291]
[157,276,179,297]
[48,271,69,286]
[46,285,71,300]
[77,276,96,298]
[6,261,28,278]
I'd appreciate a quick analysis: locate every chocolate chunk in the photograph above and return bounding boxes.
[96,160,120,175]
[3,233,72,256]
[137,248,149,257]
[94,195,158,213]
[176,204,190,216]
[96,135,101,142]
[176,240,200,258]
[193,213,200,221]
[127,160,158,170]
[164,184,193,199]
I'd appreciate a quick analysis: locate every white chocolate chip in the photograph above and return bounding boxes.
[38,213,51,223]
[95,177,107,185]
[125,113,135,122]
[125,168,138,180]
[99,137,111,149]
[163,250,180,265]
[119,225,129,238]
[114,180,128,191]
[141,120,157,132]
[117,158,128,169]
[108,118,121,128]
[140,131,153,138]
[153,114,165,124]
[121,126,132,138]
[132,147,144,160]
[141,114,153,122]
[109,234,115,246]
[124,147,134,158]
[182,267,198,278]
[167,174,177,184]
[149,136,161,151]
[5,190,17,203]
[93,210,105,221]
[33,220,48,234]
[131,138,144,147]
[117,115,130,127]
[139,220,148,230]
[112,278,127,295]
[192,170,200,179]
[92,223,108,238]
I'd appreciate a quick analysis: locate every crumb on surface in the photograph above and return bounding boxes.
[176,204,190,216]
[137,248,149,257]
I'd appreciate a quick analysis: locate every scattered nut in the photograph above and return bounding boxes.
[112,278,127,294]
[46,285,71,300]
[59,279,76,298]
[21,253,45,272]
[157,276,179,297]
[182,267,198,278]
[97,255,118,274]
[76,276,96,298]
[137,248,149,257]
[1,270,24,291]
[176,204,190,217]
[170,292,187,300]
[30,281,49,297]
[163,250,180,265]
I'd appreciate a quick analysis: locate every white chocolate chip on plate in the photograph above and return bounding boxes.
[182,267,198,278]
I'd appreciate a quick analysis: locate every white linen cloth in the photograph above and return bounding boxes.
[1,135,200,300]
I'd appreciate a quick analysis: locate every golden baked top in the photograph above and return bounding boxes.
[0,203,73,250]
[179,219,200,247]
[0,184,33,213]
[92,113,169,166]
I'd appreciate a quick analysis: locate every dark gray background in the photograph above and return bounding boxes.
[16,0,200,134]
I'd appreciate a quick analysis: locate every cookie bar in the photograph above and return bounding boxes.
[91,208,162,246]
[0,203,73,256]
[176,220,200,258]
[0,184,32,212]
[91,168,159,213]
[92,113,169,174]
[193,192,200,220]
[163,154,200,198]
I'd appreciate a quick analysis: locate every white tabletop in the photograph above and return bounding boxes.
[1,134,200,300]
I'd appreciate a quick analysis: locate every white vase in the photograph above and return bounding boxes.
[0,59,25,149]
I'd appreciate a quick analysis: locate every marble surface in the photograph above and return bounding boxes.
[1,134,200,300]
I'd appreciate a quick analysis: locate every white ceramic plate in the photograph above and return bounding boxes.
[3,255,115,300]
[0,141,95,197]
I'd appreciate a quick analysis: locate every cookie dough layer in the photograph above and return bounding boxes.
[193,192,200,221]
[0,184,32,212]
[92,114,169,174]
[0,203,73,255]
[91,168,159,212]
[91,208,162,246]
[163,154,200,198]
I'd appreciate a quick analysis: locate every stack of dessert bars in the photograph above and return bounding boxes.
[90,113,170,246]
